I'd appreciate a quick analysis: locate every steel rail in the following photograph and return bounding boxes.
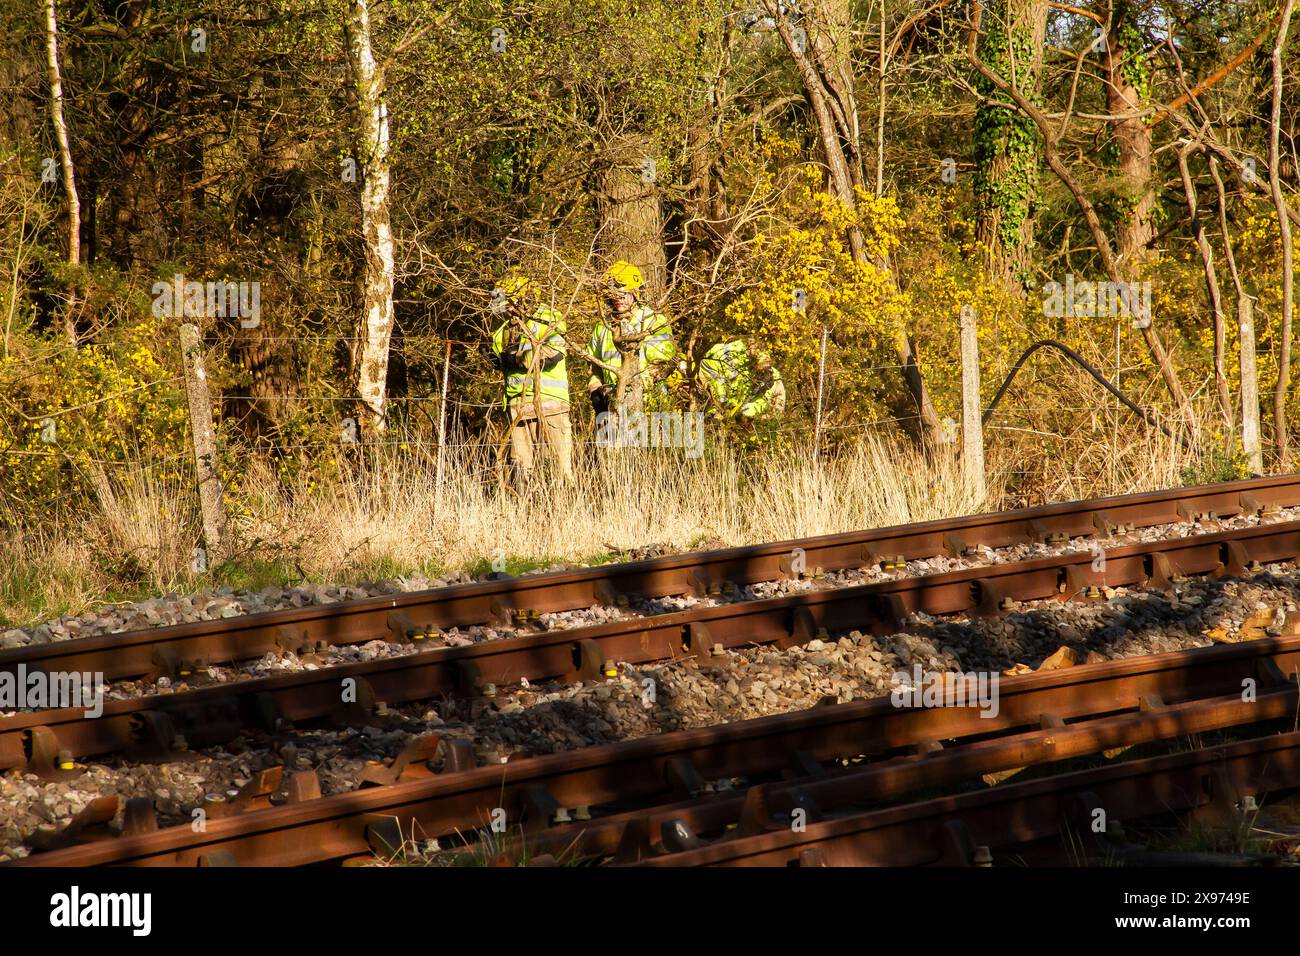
[513,685,1300,863]
[3,475,1297,688]
[635,729,1300,867]
[6,517,1300,772]
[11,631,1300,867]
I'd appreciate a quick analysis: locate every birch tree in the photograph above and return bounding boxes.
[44,0,79,345]
[1210,156,1263,473]
[345,0,396,434]
[1268,0,1296,466]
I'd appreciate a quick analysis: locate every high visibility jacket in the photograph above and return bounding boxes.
[699,340,784,418]
[586,303,677,392]
[492,305,569,413]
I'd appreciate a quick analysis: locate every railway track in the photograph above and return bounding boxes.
[10,630,1300,866]
[4,474,1297,691]
[7,474,1300,867]
[6,514,1300,775]
[631,730,1300,867]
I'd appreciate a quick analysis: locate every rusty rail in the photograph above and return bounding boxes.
[634,729,1300,867]
[545,685,1300,864]
[3,474,1296,690]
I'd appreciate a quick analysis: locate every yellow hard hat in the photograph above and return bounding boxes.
[603,260,644,291]
[496,274,535,300]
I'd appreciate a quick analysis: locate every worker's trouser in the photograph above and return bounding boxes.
[508,403,574,481]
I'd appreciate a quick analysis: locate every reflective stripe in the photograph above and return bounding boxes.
[587,304,676,388]
[494,305,569,409]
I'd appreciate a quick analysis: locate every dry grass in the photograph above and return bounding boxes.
[0,415,1245,628]
[236,434,996,579]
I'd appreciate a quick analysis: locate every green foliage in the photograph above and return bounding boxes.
[1180,446,1251,487]
[972,0,1043,258]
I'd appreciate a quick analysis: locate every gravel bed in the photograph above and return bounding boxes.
[5,566,1300,859]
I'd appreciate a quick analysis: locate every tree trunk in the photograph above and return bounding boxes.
[229,324,299,443]
[1269,0,1296,466]
[1103,1,1155,269]
[973,0,1046,285]
[967,1,1190,418]
[44,0,79,345]
[101,4,166,270]
[597,132,668,300]
[875,0,887,197]
[345,0,396,435]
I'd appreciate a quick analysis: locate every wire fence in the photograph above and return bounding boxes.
[0,328,1194,481]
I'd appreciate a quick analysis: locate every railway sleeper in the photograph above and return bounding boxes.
[1214,539,1262,579]
[519,784,561,831]
[571,639,617,682]
[971,579,1016,616]
[863,547,907,571]
[1177,503,1221,524]
[1060,565,1106,601]
[328,676,379,728]
[122,795,158,836]
[1091,510,1136,537]
[1058,789,1138,861]
[364,815,408,858]
[20,725,73,776]
[198,850,241,867]
[1143,552,1184,590]
[358,733,443,787]
[686,569,738,599]
[594,579,630,608]
[665,755,706,797]
[1189,765,1255,832]
[1027,520,1070,546]
[733,784,825,838]
[148,647,212,683]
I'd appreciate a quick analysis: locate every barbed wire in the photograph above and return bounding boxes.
[0,448,191,466]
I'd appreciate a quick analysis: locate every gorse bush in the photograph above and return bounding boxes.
[0,313,188,512]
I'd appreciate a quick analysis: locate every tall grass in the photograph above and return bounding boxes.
[0,416,1243,628]
[233,435,994,579]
